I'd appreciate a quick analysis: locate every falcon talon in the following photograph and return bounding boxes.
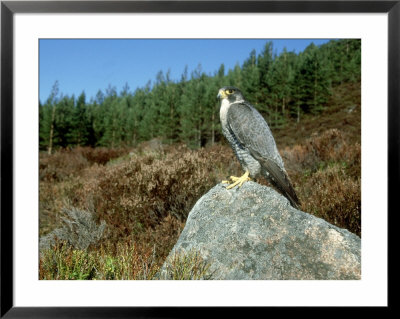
[226,182,239,190]
[224,171,251,190]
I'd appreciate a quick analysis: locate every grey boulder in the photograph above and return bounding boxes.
[160,182,361,280]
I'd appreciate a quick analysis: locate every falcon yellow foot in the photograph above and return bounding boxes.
[222,170,251,189]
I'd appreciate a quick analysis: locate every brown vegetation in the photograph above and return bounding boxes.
[39,143,241,278]
[39,82,361,279]
[39,146,130,182]
[282,129,361,235]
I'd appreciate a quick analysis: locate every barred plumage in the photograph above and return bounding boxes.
[217,86,300,209]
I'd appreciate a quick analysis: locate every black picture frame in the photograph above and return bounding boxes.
[1,1,395,317]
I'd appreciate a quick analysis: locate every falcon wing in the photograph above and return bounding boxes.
[227,101,300,208]
[226,102,276,158]
[255,156,300,209]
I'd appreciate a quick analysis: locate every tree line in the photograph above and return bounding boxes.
[39,39,361,152]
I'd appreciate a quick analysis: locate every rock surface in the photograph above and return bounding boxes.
[160,182,361,280]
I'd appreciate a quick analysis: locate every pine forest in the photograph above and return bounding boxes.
[39,39,361,152]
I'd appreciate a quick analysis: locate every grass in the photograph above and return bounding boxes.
[157,249,215,280]
[39,240,159,280]
[39,82,361,280]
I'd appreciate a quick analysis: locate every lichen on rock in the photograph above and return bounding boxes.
[160,182,361,280]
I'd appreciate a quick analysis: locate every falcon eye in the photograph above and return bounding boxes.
[226,89,234,94]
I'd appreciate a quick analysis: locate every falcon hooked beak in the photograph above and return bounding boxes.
[217,89,227,100]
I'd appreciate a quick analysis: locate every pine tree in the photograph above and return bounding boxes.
[293,43,330,117]
[152,70,180,144]
[257,42,274,106]
[138,82,158,142]
[100,85,120,147]
[241,49,260,102]
[69,92,89,146]
[178,64,209,148]
[268,48,297,126]
[227,63,243,88]
[84,101,98,147]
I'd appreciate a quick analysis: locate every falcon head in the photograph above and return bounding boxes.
[217,86,244,103]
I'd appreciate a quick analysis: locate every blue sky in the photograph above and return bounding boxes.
[39,39,331,103]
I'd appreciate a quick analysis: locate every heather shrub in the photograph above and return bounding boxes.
[299,164,361,236]
[39,173,89,237]
[308,129,344,161]
[39,150,89,182]
[280,128,361,235]
[336,142,361,178]
[79,146,130,165]
[39,182,68,236]
[39,126,361,279]
[39,207,106,252]
[76,144,234,246]
[137,215,185,265]
[39,147,130,182]
[283,129,360,178]
[136,137,165,156]
[39,143,236,271]
[282,128,347,172]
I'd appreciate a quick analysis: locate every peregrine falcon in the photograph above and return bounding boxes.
[217,86,300,209]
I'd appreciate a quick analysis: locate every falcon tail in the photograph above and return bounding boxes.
[257,158,301,209]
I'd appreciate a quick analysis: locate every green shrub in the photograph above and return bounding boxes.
[39,240,159,280]
[39,242,97,280]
